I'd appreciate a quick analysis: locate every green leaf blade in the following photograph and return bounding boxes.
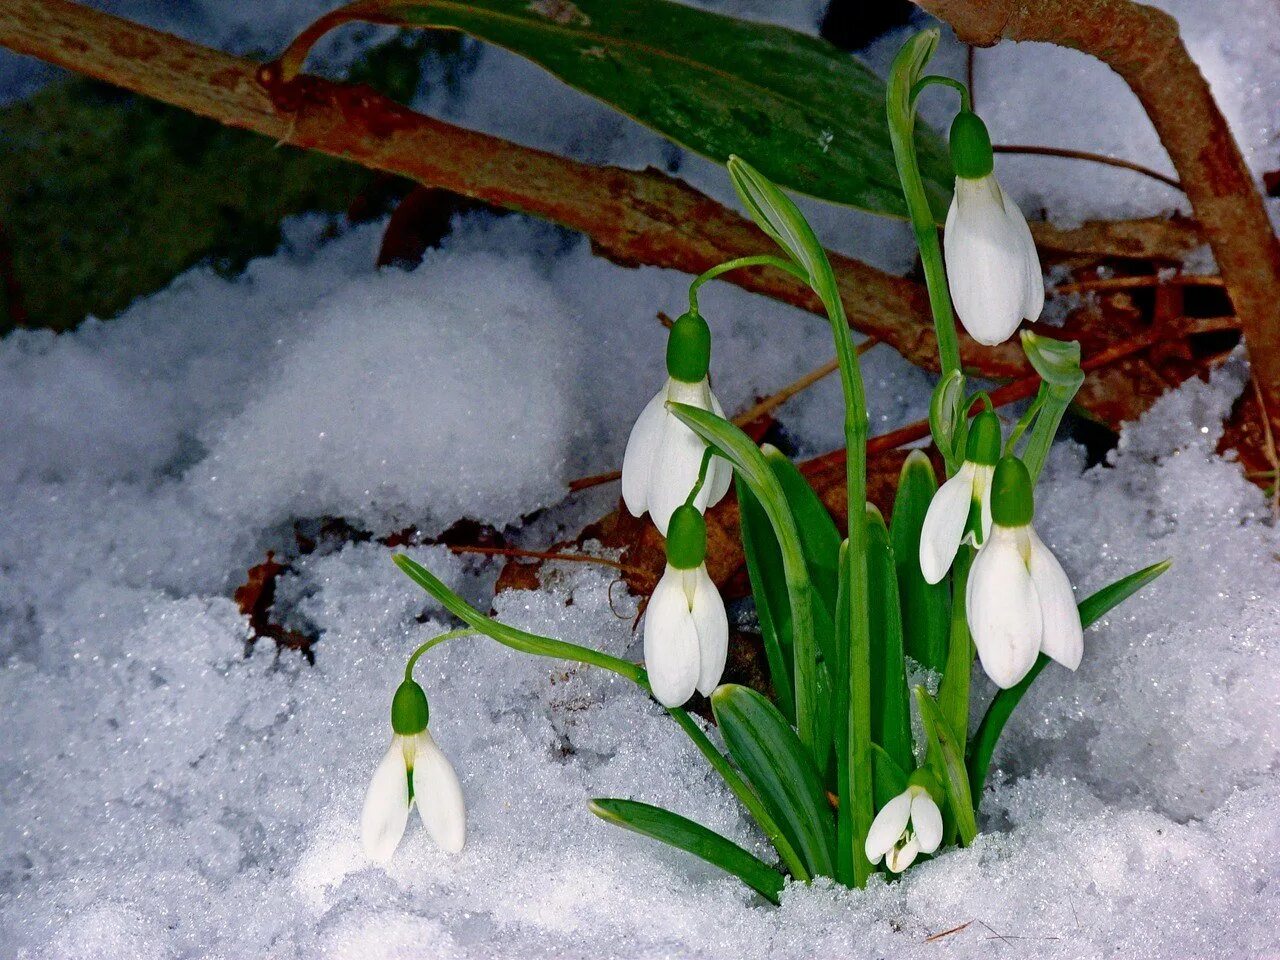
[866,505,913,776]
[889,450,950,673]
[915,686,978,845]
[589,799,786,903]
[966,558,1172,801]
[711,684,837,878]
[316,0,952,215]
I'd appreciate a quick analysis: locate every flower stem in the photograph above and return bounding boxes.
[688,255,808,314]
[887,32,963,379]
[403,628,477,680]
[391,552,811,881]
[684,447,715,507]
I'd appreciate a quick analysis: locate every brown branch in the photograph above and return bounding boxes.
[0,0,1026,381]
[993,144,1182,191]
[911,0,1280,436]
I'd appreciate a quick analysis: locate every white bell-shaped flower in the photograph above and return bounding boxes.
[864,781,944,874]
[622,311,732,536]
[919,409,1002,584]
[966,456,1084,689]
[943,111,1044,346]
[360,679,466,863]
[643,505,728,708]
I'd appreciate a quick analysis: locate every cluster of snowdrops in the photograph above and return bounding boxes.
[358,32,1167,897]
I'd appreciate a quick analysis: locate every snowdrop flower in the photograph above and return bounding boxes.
[864,779,943,873]
[643,504,728,707]
[943,110,1044,345]
[361,678,466,863]
[966,456,1084,689]
[919,409,1001,583]
[622,310,732,536]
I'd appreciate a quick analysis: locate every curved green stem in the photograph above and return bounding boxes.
[688,255,807,313]
[887,31,962,379]
[404,628,477,680]
[391,552,810,882]
[910,74,971,112]
[684,447,716,507]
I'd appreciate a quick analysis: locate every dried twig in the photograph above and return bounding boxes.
[1054,274,1223,295]
[910,0,1280,439]
[993,144,1182,191]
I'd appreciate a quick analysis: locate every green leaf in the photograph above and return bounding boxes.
[668,403,821,758]
[711,685,837,878]
[283,1,951,217]
[395,552,814,880]
[736,473,796,721]
[589,799,786,903]
[890,451,950,673]
[914,686,977,845]
[967,559,1171,799]
[870,743,909,810]
[866,505,913,775]
[763,445,841,616]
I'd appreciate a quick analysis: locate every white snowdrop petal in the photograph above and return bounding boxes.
[999,182,1045,322]
[646,378,715,536]
[689,565,729,696]
[910,791,944,853]
[644,567,702,707]
[412,732,467,854]
[703,388,733,508]
[944,176,1027,345]
[1027,529,1084,670]
[621,386,669,518]
[864,790,913,862]
[919,463,975,584]
[360,739,411,864]
[967,527,1042,688]
[885,836,920,874]
[973,463,995,544]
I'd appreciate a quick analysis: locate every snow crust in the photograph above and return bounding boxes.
[4,1,1280,957]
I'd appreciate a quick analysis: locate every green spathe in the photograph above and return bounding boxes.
[949,110,994,180]
[666,311,712,383]
[665,504,708,569]
[391,678,430,735]
[990,456,1034,527]
[965,410,1002,465]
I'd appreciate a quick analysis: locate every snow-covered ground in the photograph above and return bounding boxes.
[3,1,1280,957]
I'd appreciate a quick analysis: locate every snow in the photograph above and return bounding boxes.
[4,0,1280,957]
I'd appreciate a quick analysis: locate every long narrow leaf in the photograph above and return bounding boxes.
[764,444,841,615]
[667,403,821,758]
[711,685,836,878]
[915,686,977,845]
[866,505,912,775]
[278,0,950,216]
[589,799,786,903]
[890,451,950,672]
[967,559,1172,798]
[736,474,796,720]
[394,552,811,880]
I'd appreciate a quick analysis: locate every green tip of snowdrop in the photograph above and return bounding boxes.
[948,110,994,179]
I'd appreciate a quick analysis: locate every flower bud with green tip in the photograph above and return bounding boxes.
[944,110,1045,345]
[622,311,732,535]
[966,455,1083,688]
[919,409,1001,583]
[360,675,466,863]
[864,769,944,873]
[642,504,728,708]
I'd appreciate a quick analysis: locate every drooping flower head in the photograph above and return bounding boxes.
[622,311,732,535]
[966,456,1084,688]
[360,676,466,863]
[919,408,1002,584]
[643,504,728,708]
[865,772,944,874]
[944,110,1044,346]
